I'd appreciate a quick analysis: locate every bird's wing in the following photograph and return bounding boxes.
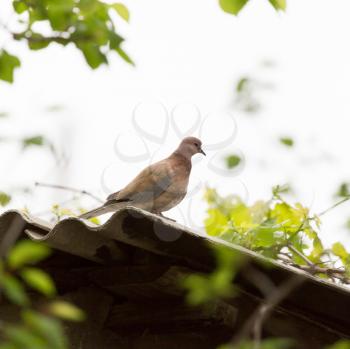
[105,160,172,205]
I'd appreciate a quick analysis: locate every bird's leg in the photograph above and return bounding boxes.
[157,212,176,222]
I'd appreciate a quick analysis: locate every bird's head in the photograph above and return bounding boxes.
[176,137,206,159]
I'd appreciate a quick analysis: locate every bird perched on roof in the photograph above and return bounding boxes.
[79,137,206,219]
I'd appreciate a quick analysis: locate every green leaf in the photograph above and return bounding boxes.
[78,43,108,69]
[205,208,228,236]
[21,268,56,297]
[225,155,241,169]
[309,236,324,262]
[111,3,130,22]
[0,192,11,206]
[7,240,51,269]
[22,135,44,149]
[3,326,47,349]
[336,183,349,198]
[0,50,21,83]
[0,273,29,306]
[280,137,294,147]
[236,77,250,92]
[219,0,249,15]
[115,46,135,65]
[332,242,349,262]
[326,340,350,349]
[48,301,85,321]
[13,0,28,14]
[0,111,9,117]
[268,0,287,11]
[109,31,124,50]
[229,202,253,230]
[22,311,67,349]
[253,226,276,247]
[28,33,50,50]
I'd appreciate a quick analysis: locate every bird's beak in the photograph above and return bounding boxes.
[200,148,206,156]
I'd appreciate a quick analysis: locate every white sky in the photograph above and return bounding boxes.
[1,0,350,246]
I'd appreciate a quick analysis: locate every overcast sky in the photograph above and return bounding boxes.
[1,0,350,246]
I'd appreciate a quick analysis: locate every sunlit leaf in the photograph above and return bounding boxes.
[111,3,130,21]
[253,226,276,247]
[332,242,349,263]
[205,208,228,236]
[229,202,253,230]
[268,0,286,11]
[21,267,56,297]
[48,301,85,321]
[7,240,51,269]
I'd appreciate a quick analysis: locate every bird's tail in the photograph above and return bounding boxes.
[79,202,125,219]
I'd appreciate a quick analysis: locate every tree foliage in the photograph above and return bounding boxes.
[0,240,84,349]
[219,0,286,15]
[0,0,132,83]
[203,185,350,284]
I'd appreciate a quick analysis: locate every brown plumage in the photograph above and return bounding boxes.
[79,137,206,219]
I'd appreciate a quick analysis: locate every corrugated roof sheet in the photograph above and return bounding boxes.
[1,207,350,337]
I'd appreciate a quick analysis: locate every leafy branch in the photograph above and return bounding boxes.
[204,185,350,285]
[0,0,132,83]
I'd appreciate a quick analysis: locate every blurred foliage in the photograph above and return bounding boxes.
[22,135,45,149]
[0,240,84,348]
[0,0,132,83]
[51,203,100,224]
[183,246,243,305]
[326,340,350,349]
[219,0,286,15]
[279,137,294,147]
[0,192,11,207]
[335,182,350,198]
[203,185,350,283]
[226,154,241,169]
[234,69,275,114]
[234,77,261,113]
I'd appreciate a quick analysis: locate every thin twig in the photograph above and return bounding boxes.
[318,196,350,217]
[35,182,104,204]
[278,251,350,284]
[287,244,314,267]
[231,275,304,348]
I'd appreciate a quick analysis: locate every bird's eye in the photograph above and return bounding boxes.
[194,143,199,147]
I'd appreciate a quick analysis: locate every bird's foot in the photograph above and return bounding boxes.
[157,212,176,222]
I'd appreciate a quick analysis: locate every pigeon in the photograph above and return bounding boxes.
[79,137,206,219]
